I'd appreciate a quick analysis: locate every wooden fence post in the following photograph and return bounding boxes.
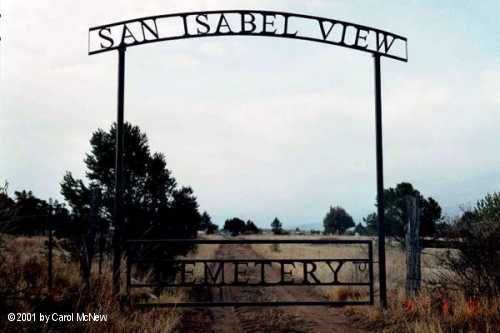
[405,195,421,298]
[47,215,53,291]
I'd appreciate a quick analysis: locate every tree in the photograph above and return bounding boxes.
[381,182,442,240]
[271,217,283,235]
[199,211,219,234]
[420,197,441,236]
[199,211,212,231]
[161,186,201,239]
[244,220,261,234]
[353,223,369,236]
[362,213,378,236]
[474,192,500,221]
[323,206,355,234]
[60,122,201,277]
[0,181,15,227]
[10,190,50,235]
[206,223,218,234]
[0,186,71,236]
[223,217,246,236]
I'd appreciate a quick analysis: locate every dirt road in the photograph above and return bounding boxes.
[180,244,369,333]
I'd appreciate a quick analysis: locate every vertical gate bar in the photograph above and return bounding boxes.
[112,45,126,297]
[373,54,387,308]
[368,241,374,305]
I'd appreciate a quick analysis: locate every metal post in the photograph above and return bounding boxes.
[373,54,387,308]
[112,45,126,297]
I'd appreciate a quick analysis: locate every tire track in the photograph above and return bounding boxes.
[180,243,369,333]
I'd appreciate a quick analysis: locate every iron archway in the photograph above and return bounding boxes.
[88,9,408,308]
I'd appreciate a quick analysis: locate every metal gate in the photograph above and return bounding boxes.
[126,238,374,307]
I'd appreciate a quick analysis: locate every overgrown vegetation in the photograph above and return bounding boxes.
[346,191,500,332]
[435,192,500,300]
[0,234,200,332]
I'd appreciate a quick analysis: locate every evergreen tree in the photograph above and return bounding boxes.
[60,122,201,256]
[223,217,246,236]
[381,182,441,240]
[199,211,218,234]
[245,220,261,234]
[271,217,283,235]
[323,206,355,234]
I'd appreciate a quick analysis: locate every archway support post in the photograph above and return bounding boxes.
[373,54,387,309]
[112,45,126,297]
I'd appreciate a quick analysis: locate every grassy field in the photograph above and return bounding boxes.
[0,233,222,332]
[247,234,499,333]
[1,233,498,332]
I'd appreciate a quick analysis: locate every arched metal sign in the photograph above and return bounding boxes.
[88,10,408,309]
[89,10,407,61]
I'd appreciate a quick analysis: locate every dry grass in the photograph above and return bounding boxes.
[344,289,500,333]
[3,232,498,332]
[0,233,220,332]
[248,233,500,333]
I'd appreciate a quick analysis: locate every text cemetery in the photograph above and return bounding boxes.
[130,259,370,287]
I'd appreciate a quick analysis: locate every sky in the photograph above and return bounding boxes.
[1,1,499,228]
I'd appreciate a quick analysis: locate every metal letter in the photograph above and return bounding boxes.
[140,19,159,41]
[196,14,210,34]
[234,261,249,284]
[181,262,196,284]
[98,27,114,48]
[204,262,225,285]
[280,262,296,283]
[283,15,298,37]
[241,12,257,33]
[216,13,233,34]
[325,261,344,283]
[262,13,277,34]
[303,262,321,284]
[120,25,139,45]
[376,32,396,54]
[355,28,369,49]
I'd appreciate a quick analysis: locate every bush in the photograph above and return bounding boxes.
[436,193,500,300]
